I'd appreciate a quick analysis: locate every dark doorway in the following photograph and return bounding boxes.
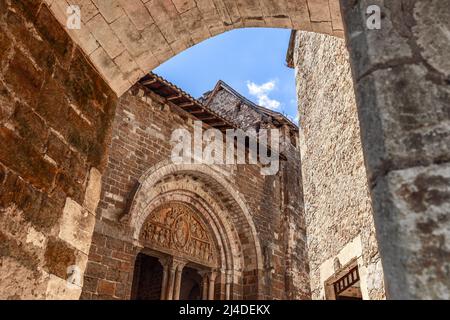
[131,253,163,300]
[179,267,202,300]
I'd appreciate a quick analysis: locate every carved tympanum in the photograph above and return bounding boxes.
[141,203,216,265]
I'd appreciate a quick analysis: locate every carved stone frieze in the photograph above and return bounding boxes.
[141,203,217,266]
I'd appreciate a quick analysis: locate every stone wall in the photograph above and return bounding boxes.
[340,0,450,300]
[204,87,279,132]
[204,82,307,298]
[0,1,117,299]
[292,31,385,300]
[81,84,310,300]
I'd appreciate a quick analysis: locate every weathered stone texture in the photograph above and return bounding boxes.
[1,0,447,301]
[47,0,344,95]
[293,31,385,299]
[0,0,117,299]
[341,0,450,299]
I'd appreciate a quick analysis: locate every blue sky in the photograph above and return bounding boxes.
[154,28,298,122]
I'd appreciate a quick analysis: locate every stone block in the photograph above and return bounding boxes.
[11,102,49,153]
[59,198,96,255]
[110,14,150,57]
[85,261,108,279]
[0,127,57,192]
[89,47,130,95]
[84,168,103,214]
[4,50,44,107]
[4,9,56,71]
[340,0,414,80]
[35,5,74,66]
[93,0,124,23]
[355,64,450,182]
[235,0,262,18]
[45,274,82,300]
[114,52,144,84]
[145,0,179,25]
[328,0,343,30]
[172,0,196,14]
[72,0,99,23]
[97,279,116,296]
[119,0,154,30]
[372,163,450,299]
[307,0,330,22]
[86,13,125,59]
[44,237,77,279]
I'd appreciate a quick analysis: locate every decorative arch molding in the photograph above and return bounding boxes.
[137,190,239,274]
[134,188,243,299]
[47,0,344,95]
[127,160,263,271]
[126,160,264,297]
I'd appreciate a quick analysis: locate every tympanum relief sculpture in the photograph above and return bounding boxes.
[141,203,217,267]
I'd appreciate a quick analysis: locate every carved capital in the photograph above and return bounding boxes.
[158,256,172,268]
[198,269,218,282]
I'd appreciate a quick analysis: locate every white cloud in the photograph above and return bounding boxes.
[247,80,281,110]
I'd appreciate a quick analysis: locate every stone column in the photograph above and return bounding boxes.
[199,271,209,300]
[158,257,170,300]
[225,270,233,300]
[165,262,177,300]
[159,257,187,300]
[208,271,217,300]
[340,0,450,299]
[173,259,187,300]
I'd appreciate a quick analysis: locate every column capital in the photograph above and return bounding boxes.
[198,269,218,281]
[225,270,233,283]
[207,269,218,300]
[173,257,188,270]
[158,256,187,269]
[158,256,172,268]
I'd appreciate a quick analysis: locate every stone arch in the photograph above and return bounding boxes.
[126,160,264,298]
[48,0,344,95]
[138,191,238,274]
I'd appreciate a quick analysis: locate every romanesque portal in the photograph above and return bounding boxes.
[132,203,220,300]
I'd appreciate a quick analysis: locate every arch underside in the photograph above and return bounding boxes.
[47,0,344,95]
[127,161,264,299]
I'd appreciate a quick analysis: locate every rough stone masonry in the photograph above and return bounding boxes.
[0,0,117,298]
[289,30,385,300]
[0,0,449,300]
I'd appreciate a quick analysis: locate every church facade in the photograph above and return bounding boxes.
[81,73,309,300]
[0,0,448,300]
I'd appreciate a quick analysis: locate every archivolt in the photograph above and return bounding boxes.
[126,160,263,276]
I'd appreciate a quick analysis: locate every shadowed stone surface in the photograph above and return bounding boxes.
[341,0,450,299]
[0,0,117,299]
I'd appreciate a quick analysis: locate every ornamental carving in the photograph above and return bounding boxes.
[141,203,217,265]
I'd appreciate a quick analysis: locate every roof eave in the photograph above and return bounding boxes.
[286,30,297,69]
